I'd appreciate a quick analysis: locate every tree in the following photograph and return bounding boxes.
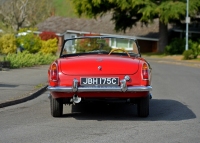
[0,0,53,32]
[72,0,200,53]
[25,0,53,27]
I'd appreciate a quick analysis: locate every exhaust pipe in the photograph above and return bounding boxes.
[149,93,152,99]
[70,94,81,104]
[48,93,51,99]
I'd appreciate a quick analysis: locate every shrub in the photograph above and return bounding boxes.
[75,38,111,52]
[183,41,200,60]
[0,33,17,54]
[39,31,58,41]
[165,38,185,55]
[17,32,42,54]
[34,52,57,65]
[5,51,57,68]
[190,41,200,59]
[18,27,38,33]
[183,50,194,60]
[40,38,58,55]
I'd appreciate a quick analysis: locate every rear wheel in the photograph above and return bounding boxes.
[137,95,149,117]
[50,95,63,117]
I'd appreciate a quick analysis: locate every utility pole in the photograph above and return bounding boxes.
[185,0,190,51]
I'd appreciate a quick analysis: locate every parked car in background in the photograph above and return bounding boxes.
[47,36,152,117]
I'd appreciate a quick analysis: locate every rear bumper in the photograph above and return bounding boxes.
[47,85,152,92]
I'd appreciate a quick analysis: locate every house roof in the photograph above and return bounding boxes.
[37,15,160,41]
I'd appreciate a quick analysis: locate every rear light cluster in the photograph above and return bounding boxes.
[50,63,58,81]
[142,63,150,80]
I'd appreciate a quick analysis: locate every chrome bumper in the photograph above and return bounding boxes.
[47,79,152,92]
[47,85,152,92]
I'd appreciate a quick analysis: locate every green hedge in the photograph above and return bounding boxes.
[5,51,57,68]
[165,38,185,55]
[183,41,200,60]
[166,38,200,60]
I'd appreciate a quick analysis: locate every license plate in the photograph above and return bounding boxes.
[80,77,119,86]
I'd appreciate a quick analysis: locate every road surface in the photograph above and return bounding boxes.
[0,59,200,143]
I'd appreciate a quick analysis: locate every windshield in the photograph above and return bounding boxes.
[60,36,140,57]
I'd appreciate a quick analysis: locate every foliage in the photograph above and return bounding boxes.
[190,41,200,58]
[72,0,200,53]
[0,0,54,32]
[53,0,77,17]
[183,50,195,60]
[0,33,17,54]
[18,27,38,33]
[16,32,42,53]
[73,0,142,32]
[76,39,100,52]
[5,51,57,68]
[165,38,200,59]
[165,38,185,55]
[183,41,200,60]
[40,38,58,55]
[153,1,185,24]
[75,38,111,52]
[73,0,200,30]
[39,31,58,41]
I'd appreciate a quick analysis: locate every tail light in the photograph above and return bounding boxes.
[142,63,149,80]
[50,63,58,81]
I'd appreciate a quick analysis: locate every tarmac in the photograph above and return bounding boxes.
[0,65,49,108]
[0,57,199,108]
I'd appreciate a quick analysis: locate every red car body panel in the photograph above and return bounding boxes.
[48,55,151,99]
[59,55,139,75]
[51,91,149,99]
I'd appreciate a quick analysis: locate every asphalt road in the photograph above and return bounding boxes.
[0,59,200,143]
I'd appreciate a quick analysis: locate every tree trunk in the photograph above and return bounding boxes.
[158,21,168,53]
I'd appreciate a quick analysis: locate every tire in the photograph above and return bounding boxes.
[50,96,63,117]
[137,95,149,117]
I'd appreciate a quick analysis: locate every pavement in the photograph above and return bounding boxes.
[0,56,199,108]
[0,65,49,108]
[143,55,200,68]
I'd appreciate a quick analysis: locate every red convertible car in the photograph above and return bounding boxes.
[47,36,152,117]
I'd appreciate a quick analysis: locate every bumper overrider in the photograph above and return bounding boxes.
[47,79,152,92]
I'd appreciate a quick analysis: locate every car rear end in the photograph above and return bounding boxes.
[47,36,152,117]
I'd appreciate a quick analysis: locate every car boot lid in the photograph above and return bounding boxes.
[59,55,140,75]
